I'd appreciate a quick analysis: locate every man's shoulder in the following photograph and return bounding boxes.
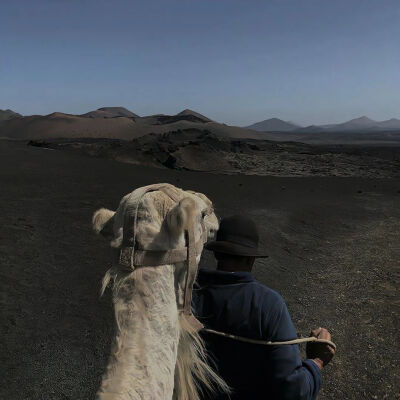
[250,282,286,312]
[196,268,286,308]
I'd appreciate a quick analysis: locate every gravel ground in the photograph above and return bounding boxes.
[1,140,399,399]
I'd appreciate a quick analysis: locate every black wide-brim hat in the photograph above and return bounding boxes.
[205,215,268,258]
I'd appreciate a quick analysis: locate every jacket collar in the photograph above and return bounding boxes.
[197,268,256,286]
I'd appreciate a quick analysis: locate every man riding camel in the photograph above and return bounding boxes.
[193,215,335,400]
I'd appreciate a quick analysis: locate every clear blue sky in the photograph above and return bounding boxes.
[1,0,399,126]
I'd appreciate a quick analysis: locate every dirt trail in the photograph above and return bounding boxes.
[1,140,399,399]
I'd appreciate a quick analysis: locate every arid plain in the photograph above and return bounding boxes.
[1,139,399,399]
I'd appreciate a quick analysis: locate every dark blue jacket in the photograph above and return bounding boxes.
[193,268,321,400]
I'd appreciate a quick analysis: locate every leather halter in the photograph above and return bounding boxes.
[117,184,210,331]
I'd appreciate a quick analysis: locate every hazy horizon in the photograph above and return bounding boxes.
[2,106,400,128]
[1,0,399,126]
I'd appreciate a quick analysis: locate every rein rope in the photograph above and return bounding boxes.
[202,328,337,350]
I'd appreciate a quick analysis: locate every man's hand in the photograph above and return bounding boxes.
[306,327,335,370]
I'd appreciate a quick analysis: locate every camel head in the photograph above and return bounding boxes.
[92,183,227,400]
[92,184,218,254]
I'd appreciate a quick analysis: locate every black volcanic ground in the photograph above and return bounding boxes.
[29,129,400,178]
[1,140,399,400]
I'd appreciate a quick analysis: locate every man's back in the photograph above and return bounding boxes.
[193,268,322,400]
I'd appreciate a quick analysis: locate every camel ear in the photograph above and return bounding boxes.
[92,208,115,239]
[167,197,196,236]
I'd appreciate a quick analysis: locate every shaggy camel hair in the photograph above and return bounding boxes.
[92,183,229,400]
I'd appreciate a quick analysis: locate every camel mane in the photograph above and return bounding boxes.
[101,265,229,400]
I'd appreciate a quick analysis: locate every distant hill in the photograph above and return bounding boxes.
[0,109,22,121]
[2,108,400,144]
[176,109,212,122]
[81,107,139,118]
[242,116,400,144]
[294,125,325,133]
[378,118,400,130]
[0,108,258,141]
[245,118,300,132]
[319,116,400,132]
[327,116,379,131]
[136,109,211,125]
[246,115,400,133]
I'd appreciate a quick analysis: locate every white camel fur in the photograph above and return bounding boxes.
[92,183,229,400]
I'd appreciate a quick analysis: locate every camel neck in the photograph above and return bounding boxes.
[97,265,179,400]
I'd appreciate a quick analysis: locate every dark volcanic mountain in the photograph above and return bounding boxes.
[245,118,300,132]
[136,109,212,125]
[0,108,258,140]
[0,109,22,121]
[81,107,139,118]
[176,109,212,122]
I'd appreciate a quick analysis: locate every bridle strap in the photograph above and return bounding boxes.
[119,236,205,267]
[184,223,197,315]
